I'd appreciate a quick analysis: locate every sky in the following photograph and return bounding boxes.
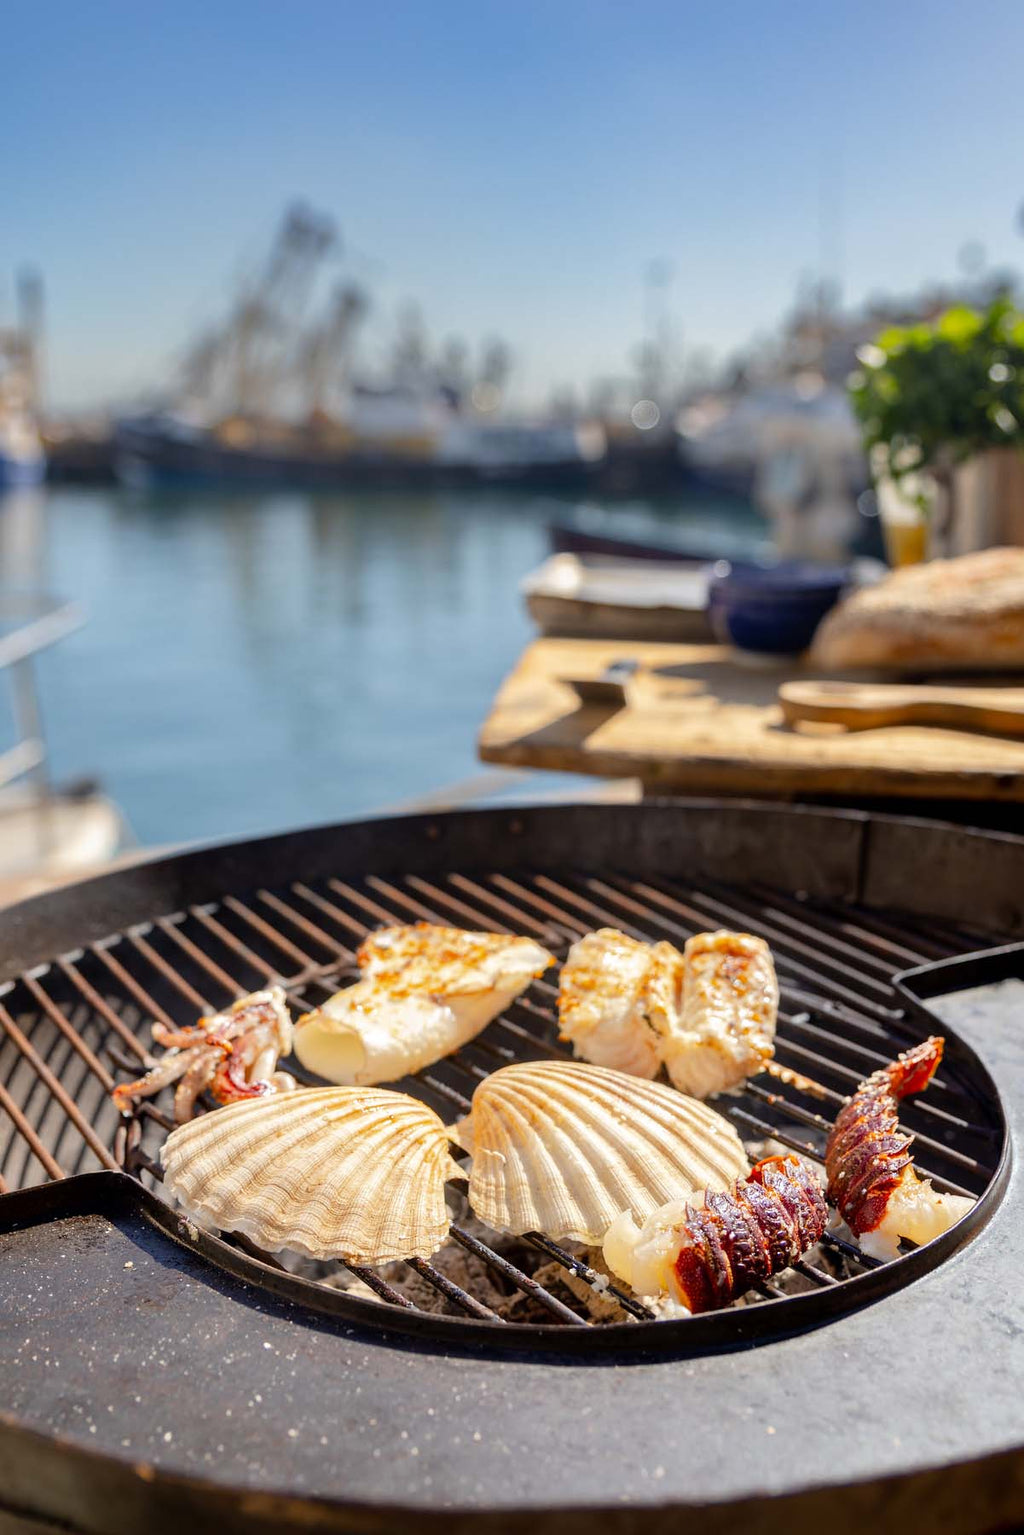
[4,0,1024,412]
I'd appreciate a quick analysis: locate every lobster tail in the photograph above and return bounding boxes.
[826,1036,946,1237]
[671,1155,827,1314]
[886,1036,944,1100]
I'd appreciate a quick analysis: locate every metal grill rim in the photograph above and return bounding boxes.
[0,861,1009,1347]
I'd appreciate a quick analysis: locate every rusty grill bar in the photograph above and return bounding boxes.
[0,866,1004,1330]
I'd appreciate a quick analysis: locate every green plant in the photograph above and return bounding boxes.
[848,297,1024,512]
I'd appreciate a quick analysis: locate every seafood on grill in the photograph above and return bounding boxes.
[162,1085,461,1263]
[557,929,683,1078]
[825,1036,974,1261]
[112,988,296,1123]
[602,1154,827,1313]
[660,930,778,1099]
[453,1059,748,1244]
[557,926,778,1098]
[295,923,553,1086]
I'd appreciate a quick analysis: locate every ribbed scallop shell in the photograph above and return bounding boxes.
[453,1060,748,1243]
[161,1086,461,1263]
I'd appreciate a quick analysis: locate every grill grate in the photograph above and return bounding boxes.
[0,865,1006,1332]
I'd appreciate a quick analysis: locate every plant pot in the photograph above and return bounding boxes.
[950,449,1024,554]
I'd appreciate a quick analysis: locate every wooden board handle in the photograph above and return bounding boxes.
[778,680,1024,738]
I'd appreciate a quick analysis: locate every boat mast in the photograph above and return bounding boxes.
[230,203,336,420]
[298,282,369,421]
[175,203,338,423]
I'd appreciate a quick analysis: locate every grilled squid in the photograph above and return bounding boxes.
[112,988,296,1123]
[825,1036,974,1261]
[603,1154,826,1313]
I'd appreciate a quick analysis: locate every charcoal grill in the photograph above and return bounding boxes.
[1,799,1024,1535]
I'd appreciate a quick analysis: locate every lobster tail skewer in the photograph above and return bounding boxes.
[826,1036,974,1260]
[603,1154,827,1314]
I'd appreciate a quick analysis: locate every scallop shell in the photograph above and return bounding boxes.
[454,1060,748,1244]
[161,1086,461,1263]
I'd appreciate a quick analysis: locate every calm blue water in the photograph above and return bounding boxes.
[0,485,767,847]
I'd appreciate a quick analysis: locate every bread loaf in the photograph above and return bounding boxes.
[811,547,1024,671]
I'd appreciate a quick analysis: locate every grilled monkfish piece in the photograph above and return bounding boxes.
[558,929,683,1079]
[658,930,778,1099]
[295,923,554,1085]
[558,927,777,1098]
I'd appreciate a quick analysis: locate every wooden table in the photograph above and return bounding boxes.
[478,637,1024,805]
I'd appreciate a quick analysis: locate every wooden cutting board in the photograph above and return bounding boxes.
[477,638,1024,801]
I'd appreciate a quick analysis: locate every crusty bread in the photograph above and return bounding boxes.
[811,547,1024,671]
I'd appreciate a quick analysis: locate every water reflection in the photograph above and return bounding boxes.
[8,485,765,845]
[0,488,47,586]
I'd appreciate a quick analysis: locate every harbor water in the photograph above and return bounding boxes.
[0,485,767,848]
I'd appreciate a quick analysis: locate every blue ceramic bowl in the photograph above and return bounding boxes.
[707,560,849,655]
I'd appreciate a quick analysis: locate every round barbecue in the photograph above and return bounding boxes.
[1,800,1022,1534]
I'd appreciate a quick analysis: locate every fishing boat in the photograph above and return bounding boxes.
[114,402,607,490]
[113,204,609,491]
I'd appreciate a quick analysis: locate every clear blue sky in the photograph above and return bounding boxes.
[4,0,1024,411]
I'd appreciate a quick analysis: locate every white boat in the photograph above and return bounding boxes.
[522,553,712,640]
[0,271,46,487]
[0,496,130,904]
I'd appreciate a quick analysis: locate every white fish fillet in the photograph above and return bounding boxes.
[659,930,778,1098]
[295,923,553,1085]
